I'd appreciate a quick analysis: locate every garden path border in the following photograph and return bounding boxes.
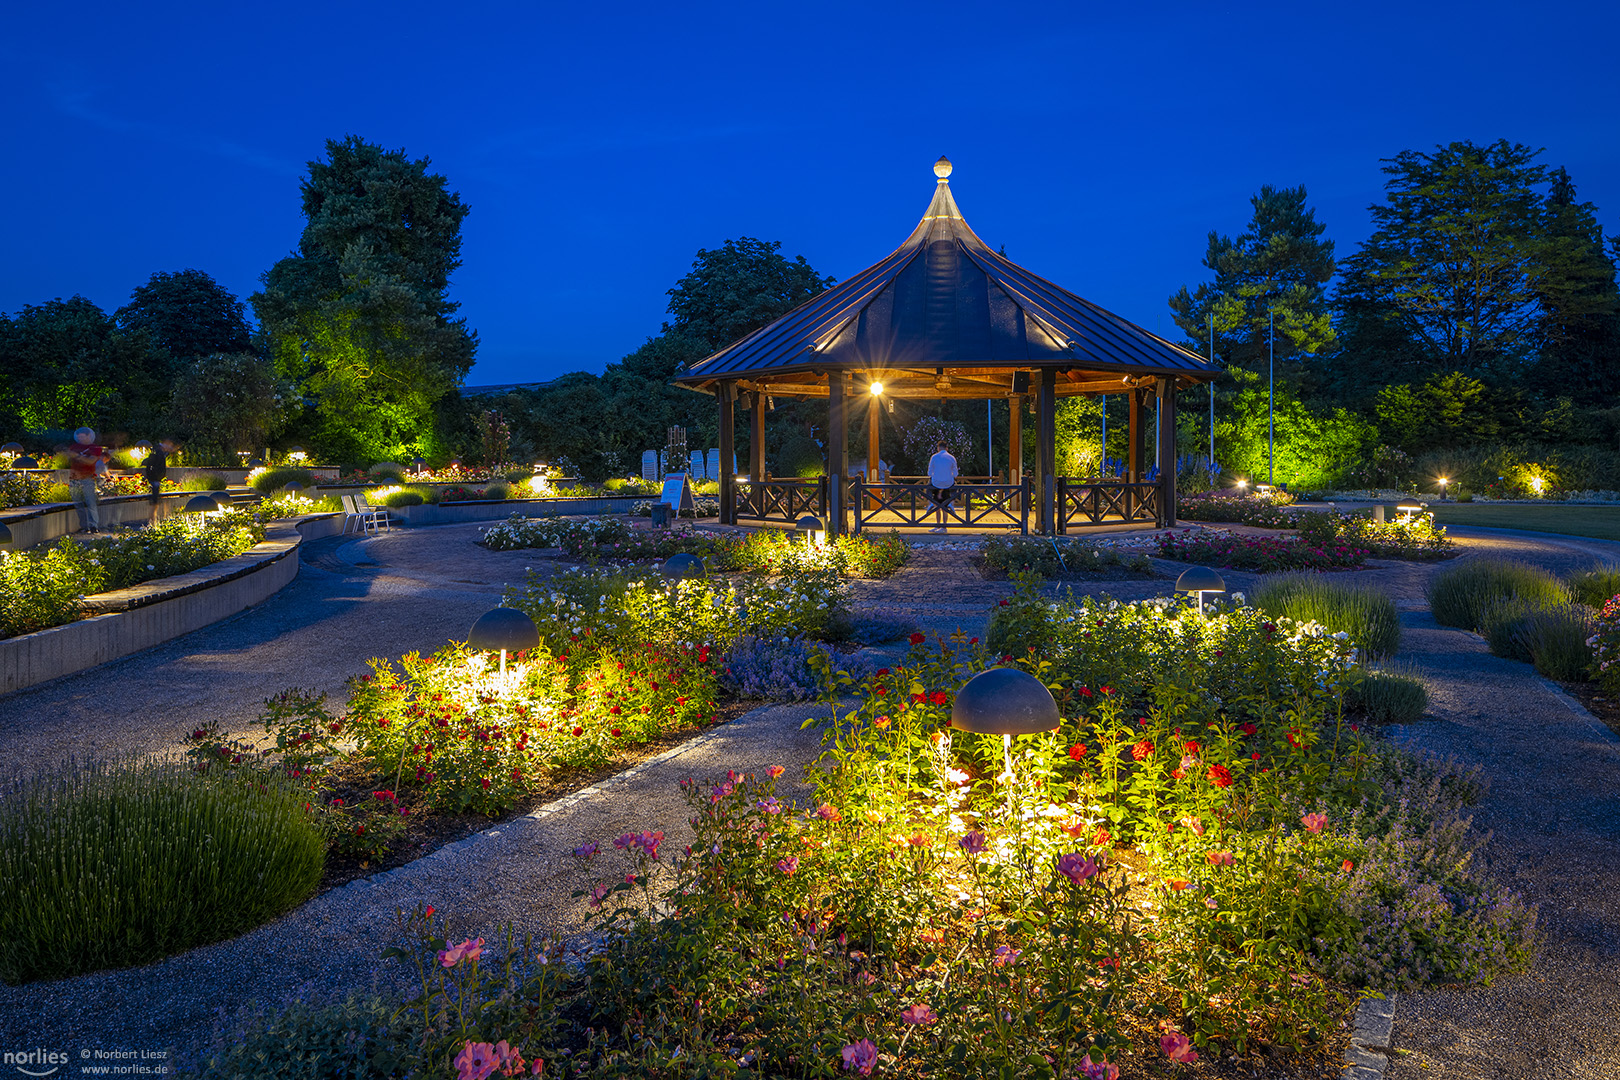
[0,513,344,695]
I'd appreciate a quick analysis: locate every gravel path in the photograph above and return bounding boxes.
[3,520,1618,1075]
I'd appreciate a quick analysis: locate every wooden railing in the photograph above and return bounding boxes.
[735,478,827,525]
[1056,479,1162,531]
[851,478,1030,534]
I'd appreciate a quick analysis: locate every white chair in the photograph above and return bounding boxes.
[353,492,392,532]
[339,495,382,535]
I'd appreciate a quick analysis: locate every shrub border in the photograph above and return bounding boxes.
[0,514,343,695]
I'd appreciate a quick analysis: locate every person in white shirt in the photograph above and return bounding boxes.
[926,442,959,533]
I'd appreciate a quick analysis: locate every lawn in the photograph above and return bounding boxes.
[1428,503,1620,542]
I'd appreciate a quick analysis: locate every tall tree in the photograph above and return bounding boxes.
[116,269,253,366]
[0,297,163,440]
[252,136,476,463]
[1167,185,1337,373]
[663,237,832,351]
[1336,140,1557,381]
[1531,168,1620,402]
[168,352,291,457]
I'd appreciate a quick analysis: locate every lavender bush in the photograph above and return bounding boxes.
[721,635,872,701]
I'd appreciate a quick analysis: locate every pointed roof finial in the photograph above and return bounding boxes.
[933,155,952,181]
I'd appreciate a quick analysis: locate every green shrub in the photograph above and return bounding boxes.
[1252,573,1402,660]
[1568,566,1620,609]
[1426,558,1568,631]
[247,466,314,494]
[369,462,407,483]
[1511,604,1596,681]
[201,995,412,1080]
[1479,597,1542,662]
[483,480,512,500]
[374,486,426,508]
[1347,665,1430,724]
[181,472,230,492]
[0,471,55,510]
[0,759,324,983]
[0,544,87,637]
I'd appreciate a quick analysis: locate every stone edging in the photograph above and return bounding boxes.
[1346,994,1397,1078]
[0,514,343,695]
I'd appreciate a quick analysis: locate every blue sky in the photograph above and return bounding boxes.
[4,0,1617,386]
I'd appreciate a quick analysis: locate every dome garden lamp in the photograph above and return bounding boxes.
[288,446,307,463]
[412,457,426,475]
[468,606,539,676]
[283,483,302,497]
[0,442,22,463]
[796,514,826,546]
[211,492,233,512]
[661,552,706,602]
[1175,565,1225,616]
[950,666,1061,815]
[12,456,38,470]
[182,494,219,515]
[131,441,152,463]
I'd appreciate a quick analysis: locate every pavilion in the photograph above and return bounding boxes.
[672,158,1220,536]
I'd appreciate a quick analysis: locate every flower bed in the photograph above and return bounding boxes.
[1587,593,1620,694]
[1177,491,1297,527]
[482,515,913,579]
[0,512,264,639]
[1296,509,1453,560]
[1156,529,1366,571]
[980,535,1154,579]
[218,589,1534,1076]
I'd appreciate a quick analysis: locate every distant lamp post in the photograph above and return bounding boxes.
[1437,477,1449,502]
[1175,566,1226,616]
[288,446,307,463]
[449,458,463,470]
[468,606,539,675]
[1235,478,1249,494]
[182,494,219,514]
[796,514,826,546]
[951,667,1061,814]
[1396,500,1424,522]
[412,457,427,475]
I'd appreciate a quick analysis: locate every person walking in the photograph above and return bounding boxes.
[65,427,109,533]
[926,441,958,533]
[144,439,175,506]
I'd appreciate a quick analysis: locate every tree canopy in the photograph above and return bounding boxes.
[116,269,253,366]
[1168,185,1336,372]
[252,136,476,462]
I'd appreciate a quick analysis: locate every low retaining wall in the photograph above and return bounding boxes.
[0,514,343,696]
[389,496,642,526]
[0,491,242,551]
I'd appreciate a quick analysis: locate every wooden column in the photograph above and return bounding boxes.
[718,382,735,525]
[827,371,848,536]
[1008,394,1023,488]
[1037,368,1056,534]
[750,391,766,483]
[867,388,880,483]
[1127,389,1142,483]
[1157,376,1179,527]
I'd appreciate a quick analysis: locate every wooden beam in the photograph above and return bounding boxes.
[1127,390,1141,483]
[1157,376,1178,527]
[1008,393,1023,488]
[827,371,847,536]
[750,390,766,482]
[1038,368,1056,534]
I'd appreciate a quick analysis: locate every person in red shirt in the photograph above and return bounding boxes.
[65,427,109,533]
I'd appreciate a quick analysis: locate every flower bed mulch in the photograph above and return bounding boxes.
[315,699,758,892]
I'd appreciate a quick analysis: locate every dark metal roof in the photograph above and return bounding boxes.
[675,158,1218,393]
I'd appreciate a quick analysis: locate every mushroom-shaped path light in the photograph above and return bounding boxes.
[182,494,219,515]
[12,456,38,470]
[951,666,1061,808]
[468,606,539,675]
[1175,565,1226,616]
[131,441,151,462]
[211,492,233,512]
[795,514,825,546]
[0,442,22,457]
[661,553,706,582]
[1396,500,1424,521]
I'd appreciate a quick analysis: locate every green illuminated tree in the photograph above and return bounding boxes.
[1167,185,1337,373]
[0,297,162,439]
[168,352,291,458]
[251,136,476,463]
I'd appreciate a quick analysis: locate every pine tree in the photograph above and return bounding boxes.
[1532,168,1620,403]
[1167,185,1337,374]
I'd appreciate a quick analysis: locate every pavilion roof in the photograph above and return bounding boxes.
[674,158,1218,398]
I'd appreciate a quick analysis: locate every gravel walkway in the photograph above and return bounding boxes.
[2,520,1618,1076]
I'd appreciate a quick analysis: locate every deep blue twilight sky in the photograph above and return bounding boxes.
[4,1,1618,387]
